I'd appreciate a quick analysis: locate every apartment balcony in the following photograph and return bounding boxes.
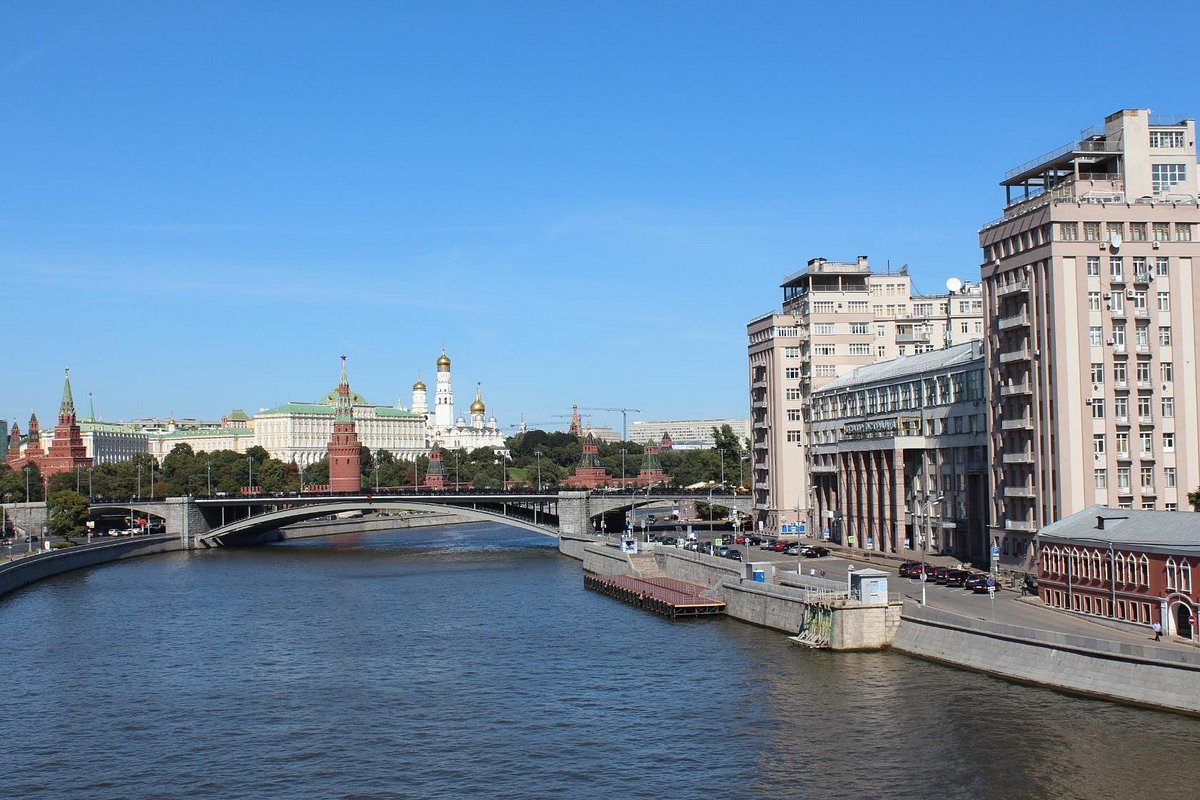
[1133,309,1150,319]
[1141,486,1157,496]
[1139,416,1155,426]
[998,348,1031,364]
[1005,519,1037,532]
[751,399,767,410]
[1004,486,1036,498]
[1135,344,1151,354]
[1133,272,1152,285]
[896,331,932,344]
[1115,415,1130,426]
[998,312,1030,330]
[1115,450,1131,461]
[1000,382,1031,396]
[810,463,838,474]
[1001,417,1035,431]
[996,280,1029,298]
[1002,452,1035,464]
[751,380,767,389]
[753,421,768,430]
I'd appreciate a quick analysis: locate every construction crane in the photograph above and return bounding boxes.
[581,406,642,442]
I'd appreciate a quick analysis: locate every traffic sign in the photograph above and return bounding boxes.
[990,546,1000,560]
[988,586,995,598]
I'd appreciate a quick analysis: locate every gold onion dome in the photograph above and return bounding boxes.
[413,379,426,391]
[436,352,451,371]
[470,386,486,414]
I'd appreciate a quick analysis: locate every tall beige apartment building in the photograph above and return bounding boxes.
[747,257,983,534]
[980,109,1200,570]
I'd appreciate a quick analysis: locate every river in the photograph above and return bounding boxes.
[0,523,1195,799]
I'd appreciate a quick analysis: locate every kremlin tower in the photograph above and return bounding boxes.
[424,443,446,490]
[39,369,92,481]
[326,356,363,493]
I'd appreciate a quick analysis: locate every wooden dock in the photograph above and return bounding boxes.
[584,573,725,618]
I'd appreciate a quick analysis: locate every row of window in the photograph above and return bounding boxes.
[1093,432,1176,456]
[1086,255,1173,280]
[810,369,985,420]
[1090,360,1173,384]
[1042,590,1155,624]
[1090,395,1176,419]
[1087,324,1173,347]
[809,413,986,444]
[1087,289,1171,312]
[1093,465,1179,491]
[1040,547,1184,589]
[1068,221,1192,243]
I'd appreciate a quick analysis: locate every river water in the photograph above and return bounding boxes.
[1,523,1195,800]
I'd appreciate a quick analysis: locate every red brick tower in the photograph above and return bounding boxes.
[24,412,44,461]
[637,440,666,487]
[565,432,611,489]
[659,431,673,452]
[40,368,93,482]
[424,444,446,490]
[326,356,362,493]
[6,421,20,467]
[568,404,582,437]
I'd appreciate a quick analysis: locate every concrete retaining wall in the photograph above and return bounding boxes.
[278,512,474,540]
[892,602,1200,715]
[0,535,182,599]
[581,543,635,576]
[657,548,744,587]
[712,578,810,633]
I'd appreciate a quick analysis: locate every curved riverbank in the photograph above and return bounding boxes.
[0,535,182,599]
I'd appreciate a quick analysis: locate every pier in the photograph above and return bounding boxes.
[584,573,726,618]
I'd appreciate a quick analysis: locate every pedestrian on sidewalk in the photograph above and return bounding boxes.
[1152,621,1162,641]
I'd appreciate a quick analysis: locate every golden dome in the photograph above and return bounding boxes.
[470,385,486,415]
[413,379,426,392]
[436,351,451,372]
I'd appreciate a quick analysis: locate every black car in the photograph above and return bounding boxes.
[898,561,922,578]
[944,569,970,587]
[932,566,952,584]
[802,546,830,558]
[966,573,998,594]
[725,549,743,562]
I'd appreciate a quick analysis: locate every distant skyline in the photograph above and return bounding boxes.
[5,2,1200,436]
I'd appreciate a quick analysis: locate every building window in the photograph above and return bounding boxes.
[1139,555,1150,586]
[1161,362,1173,383]
[1156,256,1169,277]
[1165,467,1177,488]
[1117,466,1131,490]
[814,344,837,356]
[785,367,800,379]
[1087,256,1101,277]
[1150,130,1186,148]
[1116,432,1130,456]
[1157,292,1170,312]
[1112,324,1125,347]
[1095,469,1107,489]
[1092,399,1105,419]
[1090,362,1104,383]
[813,323,835,335]
[877,345,887,358]
[1112,361,1127,384]
[1141,465,1154,489]
[812,301,836,313]
[787,409,803,421]
[850,322,869,335]
[786,430,803,442]
[847,343,870,356]
[1060,222,1078,240]
[1160,326,1172,347]
[1114,396,1128,420]
[1154,222,1171,241]
[1088,291,1102,312]
[1110,257,1124,281]
[1138,396,1152,419]
[1163,433,1175,452]
[785,388,802,400]
[1089,326,1103,347]
[1093,434,1106,456]
[1162,396,1174,417]
[1177,224,1193,242]
[1136,324,1150,348]
[814,365,836,377]
[1152,164,1187,193]
[1085,222,1102,241]
[1136,361,1151,383]
[1130,222,1148,241]
[1140,431,1153,454]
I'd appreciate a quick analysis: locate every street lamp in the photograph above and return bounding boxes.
[374,462,380,492]
[137,464,143,500]
[535,450,543,492]
[247,455,253,496]
[88,466,93,502]
[620,448,627,489]
[23,467,31,554]
[149,460,155,499]
[206,462,213,497]
[299,463,305,495]
[707,486,715,535]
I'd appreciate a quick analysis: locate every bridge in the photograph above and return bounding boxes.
[67,490,752,550]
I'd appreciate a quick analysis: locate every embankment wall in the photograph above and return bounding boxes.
[892,602,1200,715]
[0,535,182,599]
[279,512,475,540]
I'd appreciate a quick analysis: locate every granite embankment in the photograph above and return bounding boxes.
[0,535,182,599]
[892,601,1200,715]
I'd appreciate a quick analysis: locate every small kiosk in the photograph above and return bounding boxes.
[849,568,889,604]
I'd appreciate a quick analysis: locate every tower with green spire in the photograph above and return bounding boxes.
[326,356,362,492]
[41,367,92,482]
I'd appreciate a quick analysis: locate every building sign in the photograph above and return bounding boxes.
[842,415,921,441]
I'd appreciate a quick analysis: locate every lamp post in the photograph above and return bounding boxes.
[24,467,32,554]
[707,486,715,536]
[246,455,253,496]
[149,460,155,500]
[88,466,93,502]
[299,463,305,495]
[76,466,81,493]
[375,462,380,493]
[206,462,213,497]
[535,450,543,493]
[137,464,143,500]
[620,448,627,490]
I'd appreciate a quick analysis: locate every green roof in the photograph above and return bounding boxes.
[256,402,420,419]
[226,409,250,421]
[154,427,254,439]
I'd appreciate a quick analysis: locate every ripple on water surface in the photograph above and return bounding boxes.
[0,523,1195,800]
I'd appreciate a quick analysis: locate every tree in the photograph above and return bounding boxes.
[1190,486,1200,512]
[0,463,44,501]
[47,490,89,537]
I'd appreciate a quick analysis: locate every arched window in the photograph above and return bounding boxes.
[1041,547,1052,573]
[1182,561,1193,594]
[1070,548,1081,577]
[1091,551,1103,581]
[1115,553,1126,584]
[1102,552,1111,582]
[1053,546,1063,575]
[1139,554,1150,586]
[1166,557,1178,591]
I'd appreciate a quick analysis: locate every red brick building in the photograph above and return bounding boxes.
[635,440,667,488]
[327,356,362,493]
[1037,505,1200,639]
[423,444,446,490]
[564,433,612,489]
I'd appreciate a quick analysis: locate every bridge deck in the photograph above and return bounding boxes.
[583,573,725,618]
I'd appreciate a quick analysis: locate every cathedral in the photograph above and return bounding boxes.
[412,350,506,452]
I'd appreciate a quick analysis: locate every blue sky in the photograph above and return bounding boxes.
[5,1,1200,435]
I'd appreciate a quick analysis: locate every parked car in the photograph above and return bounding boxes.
[784,545,801,556]
[802,546,830,558]
[964,573,991,592]
[660,536,678,546]
[773,541,789,552]
[944,569,970,587]
[714,545,731,558]
[898,561,922,578]
[933,566,952,584]
[759,539,777,550]
[725,550,743,562]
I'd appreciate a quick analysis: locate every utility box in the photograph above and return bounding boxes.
[745,562,774,583]
[849,568,889,604]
